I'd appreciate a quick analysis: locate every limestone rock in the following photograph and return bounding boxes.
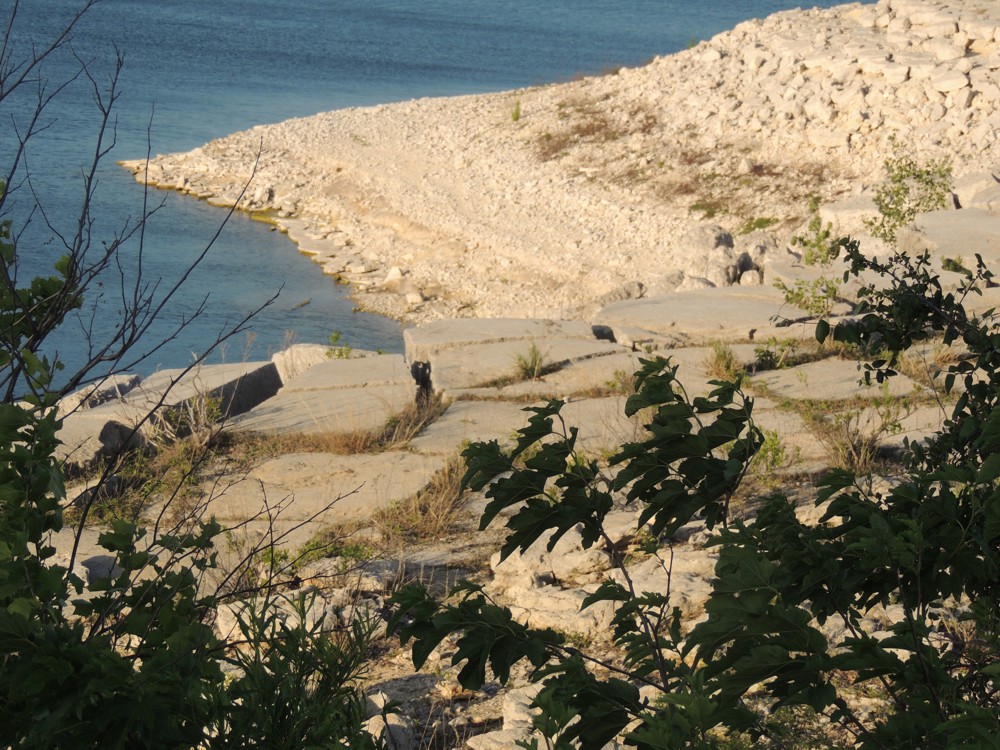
[674,224,740,288]
[57,373,142,418]
[271,343,331,384]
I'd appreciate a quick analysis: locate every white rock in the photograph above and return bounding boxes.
[931,69,969,93]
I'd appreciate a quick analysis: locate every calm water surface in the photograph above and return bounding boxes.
[4,0,856,379]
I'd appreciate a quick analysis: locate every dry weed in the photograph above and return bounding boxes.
[221,394,447,467]
[372,455,469,546]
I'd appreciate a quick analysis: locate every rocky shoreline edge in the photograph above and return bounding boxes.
[121,0,1000,327]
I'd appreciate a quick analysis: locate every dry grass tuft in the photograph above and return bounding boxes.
[704,341,743,381]
[220,394,448,467]
[372,454,469,546]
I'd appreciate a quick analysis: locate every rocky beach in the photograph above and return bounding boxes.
[124,0,1000,325]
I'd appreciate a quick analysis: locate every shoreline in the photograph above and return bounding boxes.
[122,0,1000,326]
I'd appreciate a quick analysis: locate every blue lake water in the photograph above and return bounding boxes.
[3,0,854,380]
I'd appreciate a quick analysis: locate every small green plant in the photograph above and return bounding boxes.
[514,340,549,381]
[774,275,842,317]
[749,428,800,489]
[327,330,353,359]
[792,197,838,266]
[689,198,720,219]
[604,368,637,396]
[863,136,952,246]
[512,99,521,122]
[738,216,779,235]
[775,198,842,317]
[942,255,970,275]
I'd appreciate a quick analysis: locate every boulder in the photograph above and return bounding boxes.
[673,224,741,288]
[58,361,280,470]
[57,373,142,418]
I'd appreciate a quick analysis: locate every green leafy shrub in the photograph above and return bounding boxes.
[863,137,952,246]
[208,595,379,749]
[390,238,1000,747]
[774,198,841,317]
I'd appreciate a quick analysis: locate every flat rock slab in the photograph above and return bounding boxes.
[271,343,332,384]
[898,208,1000,269]
[404,318,596,362]
[594,287,814,346]
[281,353,411,392]
[882,404,947,452]
[204,451,443,524]
[452,350,650,401]
[228,354,416,435]
[57,374,142,418]
[819,194,879,235]
[229,383,414,435]
[55,411,143,470]
[968,184,1000,214]
[965,285,1000,318]
[428,338,624,395]
[753,359,920,401]
[409,401,533,456]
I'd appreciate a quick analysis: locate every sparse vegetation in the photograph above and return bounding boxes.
[373,454,469,545]
[327,330,354,359]
[738,216,779,235]
[704,340,742,380]
[800,384,915,473]
[513,340,556,382]
[749,428,800,489]
[864,136,953,246]
[536,96,626,161]
[689,198,721,219]
[390,217,1000,746]
[942,255,970,275]
[774,198,843,317]
[753,336,799,371]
